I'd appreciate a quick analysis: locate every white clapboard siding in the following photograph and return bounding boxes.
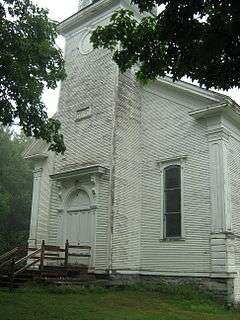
[139,82,212,273]
[26,0,240,283]
[111,72,142,271]
[44,11,118,272]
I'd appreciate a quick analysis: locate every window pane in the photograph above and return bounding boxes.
[165,165,181,188]
[163,164,182,238]
[165,189,181,213]
[165,213,181,238]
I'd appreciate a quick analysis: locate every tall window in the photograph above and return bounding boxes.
[163,165,181,238]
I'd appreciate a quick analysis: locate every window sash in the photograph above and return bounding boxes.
[164,212,181,238]
[163,165,182,238]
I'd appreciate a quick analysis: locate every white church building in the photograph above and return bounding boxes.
[24,0,240,303]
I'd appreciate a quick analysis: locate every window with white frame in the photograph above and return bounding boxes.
[163,164,182,238]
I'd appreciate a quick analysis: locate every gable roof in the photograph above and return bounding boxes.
[23,138,49,161]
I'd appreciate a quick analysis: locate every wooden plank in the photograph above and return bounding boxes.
[64,240,69,268]
[68,253,91,257]
[39,240,45,271]
[44,245,60,251]
[46,248,65,253]
[0,258,13,269]
[31,255,63,260]
[44,257,65,261]
[68,245,91,250]
[44,253,60,257]
[0,248,18,262]
[15,248,41,266]
[14,259,40,276]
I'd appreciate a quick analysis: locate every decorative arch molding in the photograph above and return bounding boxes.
[64,185,95,212]
[52,164,109,215]
[57,184,97,215]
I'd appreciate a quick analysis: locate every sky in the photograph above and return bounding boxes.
[33,0,240,116]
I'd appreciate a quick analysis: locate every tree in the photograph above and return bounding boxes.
[0,127,33,253]
[91,1,240,91]
[0,0,66,153]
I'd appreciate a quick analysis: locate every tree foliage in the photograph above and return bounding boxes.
[0,0,66,153]
[0,127,33,253]
[91,1,240,90]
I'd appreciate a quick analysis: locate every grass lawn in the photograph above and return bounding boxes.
[0,284,239,320]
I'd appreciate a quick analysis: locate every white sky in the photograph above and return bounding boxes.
[33,0,240,116]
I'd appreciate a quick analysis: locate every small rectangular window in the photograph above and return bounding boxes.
[164,165,181,238]
[76,106,91,121]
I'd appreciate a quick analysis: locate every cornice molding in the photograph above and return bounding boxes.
[189,104,226,119]
[50,164,109,181]
[58,0,153,36]
[189,102,240,129]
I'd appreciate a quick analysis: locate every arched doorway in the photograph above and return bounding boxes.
[59,189,95,266]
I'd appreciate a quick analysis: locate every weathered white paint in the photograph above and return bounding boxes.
[158,156,187,240]
[58,189,95,266]
[206,117,232,233]
[24,0,240,303]
[28,167,42,247]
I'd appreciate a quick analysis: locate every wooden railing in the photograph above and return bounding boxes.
[0,246,26,270]
[28,240,92,269]
[0,240,92,288]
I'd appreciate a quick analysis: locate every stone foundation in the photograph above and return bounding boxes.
[109,273,235,305]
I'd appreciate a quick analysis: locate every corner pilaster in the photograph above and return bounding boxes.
[210,233,236,275]
[207,120,232,233]
[28,167,43,247]
[190,106,236,277]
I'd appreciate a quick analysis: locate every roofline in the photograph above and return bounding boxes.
[57,0,152,36]
[189,102,240,127]
[158,76,237,106]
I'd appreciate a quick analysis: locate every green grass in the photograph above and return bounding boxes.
[0,284,239,320]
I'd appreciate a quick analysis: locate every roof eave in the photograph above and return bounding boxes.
[189,102,240,127]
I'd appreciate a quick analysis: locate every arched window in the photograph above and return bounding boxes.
[163,165,181,238]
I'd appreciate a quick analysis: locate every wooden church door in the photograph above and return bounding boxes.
[59,189,95,266]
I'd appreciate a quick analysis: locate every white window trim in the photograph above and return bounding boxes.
[158,156,187,241]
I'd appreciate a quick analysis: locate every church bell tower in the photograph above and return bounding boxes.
[55,0,153,271]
